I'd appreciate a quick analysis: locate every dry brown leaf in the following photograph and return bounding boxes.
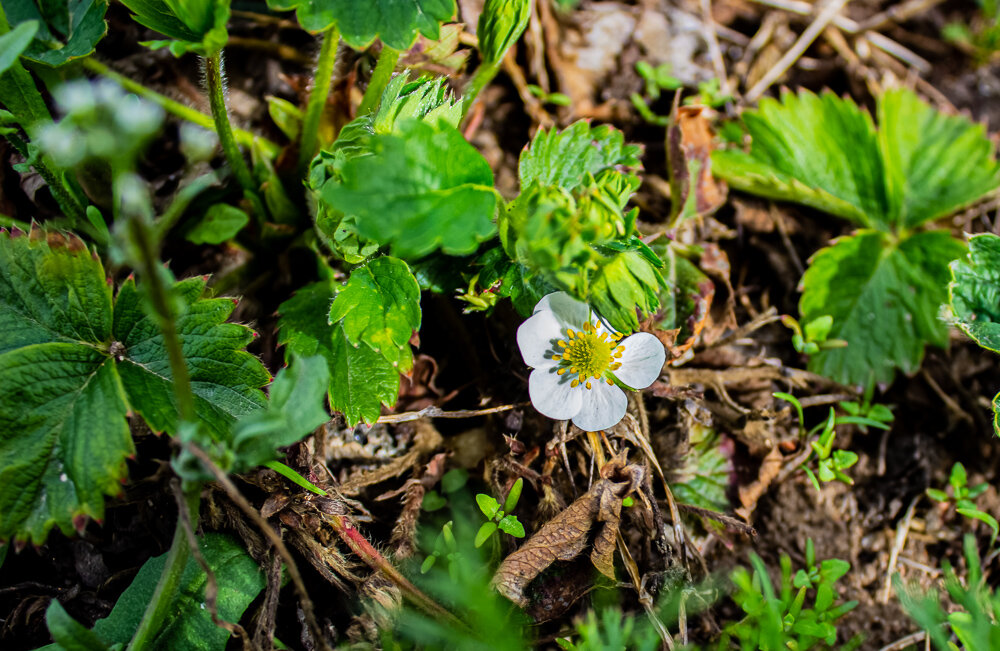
[667,105,727,218]
[338,421,443,495]
[492,458,644,607]
[736,446,784,521]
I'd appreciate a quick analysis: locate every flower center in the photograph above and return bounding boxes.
[552,321,624,390]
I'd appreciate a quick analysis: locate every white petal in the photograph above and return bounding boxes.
[533,292,591,329]
[614,332,666,389]
[571,382,628,431]
[516,310,564,368]
[529,367,584,421]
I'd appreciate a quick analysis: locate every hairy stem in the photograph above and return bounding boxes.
[127,485,201,651]
[203,54,263,216]
[82,58,276,157]
[297,26,340,173]
[357,46,399,117]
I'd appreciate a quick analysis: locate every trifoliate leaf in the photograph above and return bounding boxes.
[321,118,497,259]
[477,0,530,65]
[800,230,965,386]
[519,120,642,192]
[947,233,1000,435]
[184,204,249,245]
[0,0,107,67]
[0,227,131,544]
[878,89,1000,229]
[713,88,1000,231]
[947,233,1000,353]
[328,256,421,371]
[267,0,454,48]
[112,275,269,440]
[278,280,400,426]
[230,354,330,472]
[87,533,264,650]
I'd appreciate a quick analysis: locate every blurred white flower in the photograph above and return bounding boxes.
[516,292,665,431]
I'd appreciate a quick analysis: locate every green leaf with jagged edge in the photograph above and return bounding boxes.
[229,353,330,472]
[712,88,1000,232]
[328,256,421,371]
[518,120,642,193]
[0,225,270,544]
[947,233,1000,435]
[477,0,530,65]
[118,0,229,56]
[800,230,965,386]
[0,0,107,67]
[266,0,454,48]
[670,425,731,516]
[589,244,666,334]
[38,533,264,651]
[878,89,1000,229]
[310,76,462,262]
[321,118,497,259]
[278,280,400,426]
[0,226,132,544]
[112,274,269,440]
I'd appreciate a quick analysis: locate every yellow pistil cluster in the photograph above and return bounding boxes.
[552,321,624,390]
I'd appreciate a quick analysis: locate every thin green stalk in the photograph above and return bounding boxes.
[82,58,276,157]
[357,46,399,117]
[203,54,263,217]
[462,61,501,118]
[297,26,340,172]
[1,131,87,226]
[128,485,201,651]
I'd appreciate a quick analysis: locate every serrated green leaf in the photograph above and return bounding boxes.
[878,89,1000,228]
[800,230,965,386]
[267,0,454,47]
[0,20,38,74]
[519,120,642,192]
[278,280,400,426]
[321,118,497,259]
[589,247,666,333]
[1,1,107,67]
[112,275,269,439]
[89,533,264,650]
[713,88,1000,232]
[0,228,131,544]
[328,256,421,371]
[670,427,731,514]
[230,353,329,472]
[184,204,249,245]
[477,0,530,65]
[949,233,1000,353]
[45,600,109,651]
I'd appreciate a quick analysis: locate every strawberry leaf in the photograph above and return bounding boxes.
[328,256,421,371]
[518,120,642,193]
[279,280,401,426]
[267,0,454,48]
[0,0,107,67]
[800,230,965,386]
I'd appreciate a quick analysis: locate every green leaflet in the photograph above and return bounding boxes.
[0,20,38,74]
[279,280,400,426]
[0,226,268,543]
[800,230,965,386]
[45,601,109,651]
[184,204,249,245]
[477,0,530,65]
[266,0,454,48]
[713,88,1000,231]
[670,427,731,515]
[947,233,1000,435]
[589,245,666,334]
[321,118,497,260]
[518,120,642,192]
[119,0,229,56]
[1,0,108,67]
[42,533,264,651]
[328,256,421,371]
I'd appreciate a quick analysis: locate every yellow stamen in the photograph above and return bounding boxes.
[571,379,579,388]
[585,381,592,390]
[557,368,566,375]
[557,340,567,348]
[606,379,614,385]
[552,354,561,360]
[567,329,575,338]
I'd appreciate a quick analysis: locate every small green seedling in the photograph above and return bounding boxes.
[721,539,861,650]
[943,0,1000,65]
[781,314,848,356]
[421,521,461,580]
[422,468,470,512]
[475,477,526,548]
[527,84,571,107]
[926,462,998,544]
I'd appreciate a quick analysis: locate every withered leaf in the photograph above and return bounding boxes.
[668,105,727,220]
[492,458,644,607]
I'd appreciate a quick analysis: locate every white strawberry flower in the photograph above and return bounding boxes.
[516,292,666,431]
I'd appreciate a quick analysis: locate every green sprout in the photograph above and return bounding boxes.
[926,462,998,545]
[475,477,526,548]
[781,314,848,356]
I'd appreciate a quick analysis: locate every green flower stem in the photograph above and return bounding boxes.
[204,54,264,217]
[81,58,276,158]
[357,46,399,117]
[462,60,502,118]
[0,131,87,227]
[127,485,201,651]
[297,26,340,173]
